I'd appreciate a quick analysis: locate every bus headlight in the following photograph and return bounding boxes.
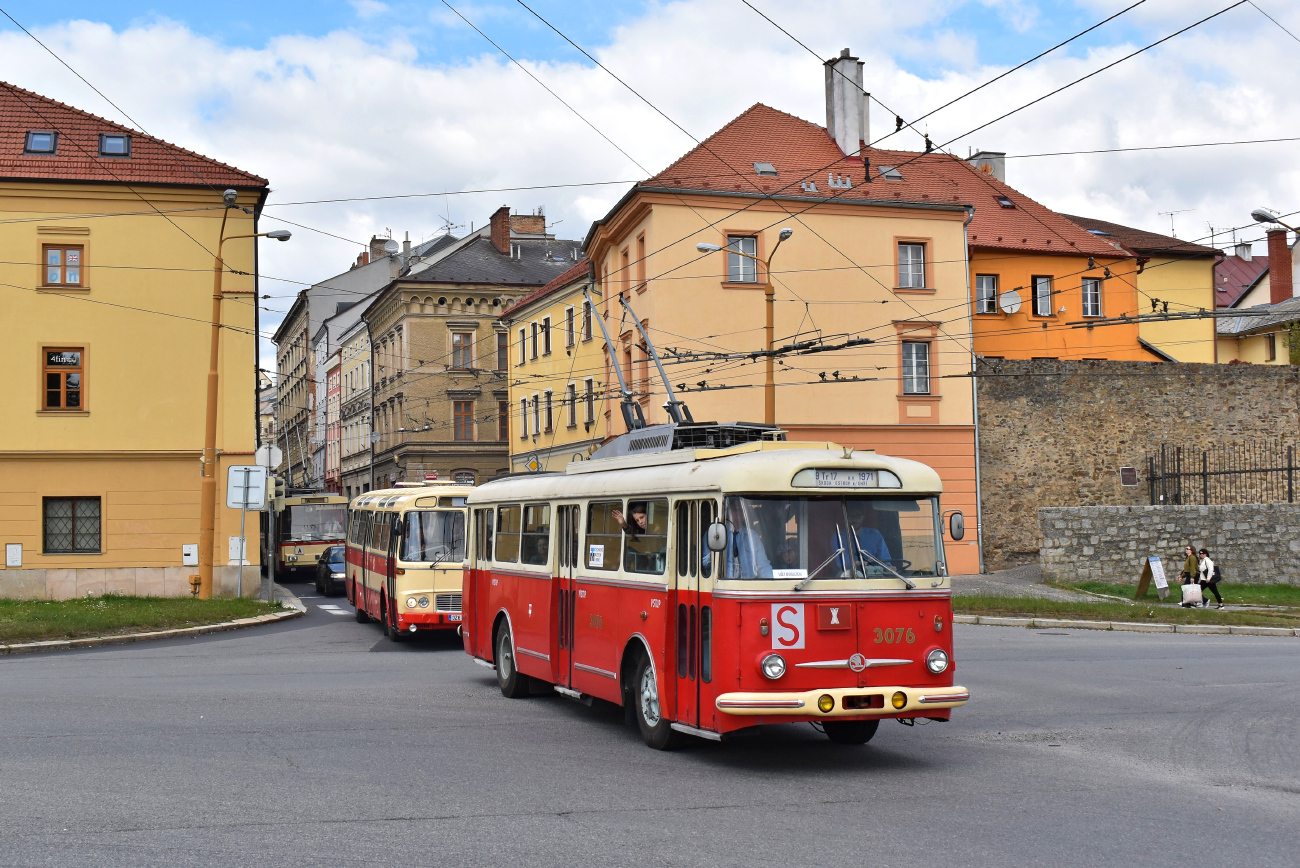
[760,653,786,680]
[406,597,418,609]
[418,596,429,608]
[926,648,950,674]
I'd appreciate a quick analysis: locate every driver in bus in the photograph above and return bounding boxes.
[703,499,773,579]
[832,501,892,572]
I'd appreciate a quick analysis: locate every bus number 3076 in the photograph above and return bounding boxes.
[874,627,916,644]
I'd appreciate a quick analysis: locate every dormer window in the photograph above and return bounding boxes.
[25,131,57,154]
[99,134,131,157]
[877,165,903,180]
[995,195,1015,209]
[753,162,777,177]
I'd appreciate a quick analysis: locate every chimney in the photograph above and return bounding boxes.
[510,209,547,235]
[824,48,865,157]
[369,235,390,263]
[968,151,1006,183]
[1234,241,1253,261]
[402,231,411,261]
[1267,229,1293,304]
[354,251,370,269]
[489,205,511,254]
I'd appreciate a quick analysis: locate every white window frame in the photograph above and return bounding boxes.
[898,243,925,289]
[582,301,593,341]
[975,274,998,314]
[519,398,529,439]
[542,316,552,356]
[1033,275,1053,317]
[902,341,931,395]
[566,383,577,428]
[532,393,540,436]
[565,307,575,347]
[1081,277,1102,318]
[726,235,757,283]
[518,328,526,366]
[584,377,595,424]
[543,390,553,432]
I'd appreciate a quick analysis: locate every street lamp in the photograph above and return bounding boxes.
[197,190,291,599]
[1251,208,1300,233]
[696,227,794,425]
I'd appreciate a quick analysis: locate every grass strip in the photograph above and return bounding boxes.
[0,596,281,645]
[953,595,1300,628]
[1054,581,1300,607]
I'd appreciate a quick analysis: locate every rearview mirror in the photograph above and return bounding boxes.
[948,511,965,541]
[706,521,728,552]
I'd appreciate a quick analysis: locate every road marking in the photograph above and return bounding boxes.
[317,605,349,616]
[318,604,341,609]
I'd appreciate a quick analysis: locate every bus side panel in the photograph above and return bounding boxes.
[346,543,364,606]
[621,584,671,711]
[512,571,553,682]
[570,579,623,703]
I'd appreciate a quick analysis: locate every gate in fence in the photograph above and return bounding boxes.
[1148,442,1298,506]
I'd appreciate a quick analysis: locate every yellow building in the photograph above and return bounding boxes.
[501,259,606,471]
[0,82,269,598]
[1063,215,1220,362]
[572,100,981,574]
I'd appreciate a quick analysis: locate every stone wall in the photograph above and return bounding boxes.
[0,566,253,600]
[976,358,1300,570]
[1039,504,1300,585]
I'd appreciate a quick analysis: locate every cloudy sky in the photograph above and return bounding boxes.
[2,0,1298,366]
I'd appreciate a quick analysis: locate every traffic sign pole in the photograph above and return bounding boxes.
[237,467,250,598]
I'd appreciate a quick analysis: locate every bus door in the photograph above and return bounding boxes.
[469,507,494,658]
[384,512,401,623]
[671,499,712,727]
[554,504,581,687]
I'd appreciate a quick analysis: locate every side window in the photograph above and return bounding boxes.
[521,504,551,567]
[675,501,691,578]
[624,498,669,575]
[586,501,623,571]
[367,512,384,549]
[496,504,521,563]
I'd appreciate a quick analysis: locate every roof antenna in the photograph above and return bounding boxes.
[619,295,694,425]
[582,285,646,432]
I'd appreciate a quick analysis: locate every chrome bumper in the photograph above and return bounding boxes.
[715,685,970,717]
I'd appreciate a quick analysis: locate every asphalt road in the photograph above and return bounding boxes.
[1,579,1297,868]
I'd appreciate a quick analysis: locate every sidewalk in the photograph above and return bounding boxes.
[950,564,1080,601]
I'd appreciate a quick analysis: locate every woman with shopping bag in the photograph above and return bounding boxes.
[1198,548,1223,609]
[1180,544,1203,608]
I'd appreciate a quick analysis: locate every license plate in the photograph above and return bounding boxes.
[447,614,462,622]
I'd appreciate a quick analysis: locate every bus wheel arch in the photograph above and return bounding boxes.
[493,610,529,698]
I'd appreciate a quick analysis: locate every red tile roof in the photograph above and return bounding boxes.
[637,103,1118,258]
[1,81,267,188]
[501,257,589,318]
[1215,253,1269,308]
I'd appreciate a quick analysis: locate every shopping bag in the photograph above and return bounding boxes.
[1181,583,1203,607]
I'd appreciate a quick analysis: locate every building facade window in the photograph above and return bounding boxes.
[497,332,508,370]
[453,401,474,441]
[530,323,539,360]
[544,390,553,432]
[1267,333,1278,362]
[898,243,925,289]
[582,301,593,341]
[1033,275,1053,317]
[43,245,83,287]
[43,496,101,553]
[451,332,474,369]
[566,383,577,428]
[1081,277,1102,318]
[542,316,552,355]
[975,274,997,314]
[519,399,529,439]
[726,235,757,283]
[584,378,595,424]
[43,348,85,410]
[902,341,930,395]
[518,328,526,365]
[532,394,540,436]
[25,131,57,154]
[565,307,575,347]
[99,134,131,157]
[636,234,647,291]
[498,400,509,440]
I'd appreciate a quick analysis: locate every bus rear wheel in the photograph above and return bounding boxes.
[495,624,530,698]
[354,587,369,623]
[823,719,879,745]
[633,655,681,751]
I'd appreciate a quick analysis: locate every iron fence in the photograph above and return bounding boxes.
[1148,443,1298,506]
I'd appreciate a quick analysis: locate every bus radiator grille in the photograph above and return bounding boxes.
[435,593,463,613]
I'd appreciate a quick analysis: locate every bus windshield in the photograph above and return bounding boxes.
[287,504,347,541]
[403,510,466,564]
[709,495,939,580]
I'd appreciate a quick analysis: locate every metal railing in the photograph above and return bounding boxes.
[1148,442,1298,506]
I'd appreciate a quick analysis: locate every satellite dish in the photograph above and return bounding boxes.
[383,239,400,256]
[998,289,1022,314]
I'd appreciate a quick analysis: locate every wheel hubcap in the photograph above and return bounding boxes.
[639,667,661,726]
[499,635,513,677]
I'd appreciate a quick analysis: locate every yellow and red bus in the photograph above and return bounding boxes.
[275,494,349,575]
[346,483,471,641]
[462,423,970,749]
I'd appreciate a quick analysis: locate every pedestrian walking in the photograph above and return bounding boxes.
[1198,548,1223,609]
[1179,544,1198,585]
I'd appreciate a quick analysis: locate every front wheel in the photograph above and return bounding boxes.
[633,655,681,750]
[354,588,369,623]
[823,719,879,745]
[495,624,530,698]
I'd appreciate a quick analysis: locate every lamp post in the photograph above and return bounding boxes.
[697,227,793,425]
[198,189,290,599]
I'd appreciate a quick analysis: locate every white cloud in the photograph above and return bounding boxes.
[350,0,389,19]
[2,0,1299,368]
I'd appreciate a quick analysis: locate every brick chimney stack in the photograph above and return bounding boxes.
[824,48,865,157]
[489,206,511,254]
[510,211,546,234]
[369,235,391,263]
[1268,228,1293,304]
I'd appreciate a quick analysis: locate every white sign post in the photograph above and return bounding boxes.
[255,444,283,471]
[227,466,267,597]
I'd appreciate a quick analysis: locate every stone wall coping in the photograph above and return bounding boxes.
[952,614,1298,637]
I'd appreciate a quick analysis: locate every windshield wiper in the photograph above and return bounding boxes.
[795,545,844,591]
[851,534,915,589]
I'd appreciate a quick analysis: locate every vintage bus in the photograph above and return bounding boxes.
[275,494,349,575]
[462,423,970,749]
[346,483,471,641]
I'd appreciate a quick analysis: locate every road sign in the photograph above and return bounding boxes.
[425,471,438,482]
[255,444,283,469]
[227,465,268,509]
[1136,556,1170,601]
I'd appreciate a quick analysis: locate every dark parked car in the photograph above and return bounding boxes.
[315,545,346,596]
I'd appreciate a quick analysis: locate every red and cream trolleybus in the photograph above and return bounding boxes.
[275,493,349,575]
[462,423,970,749]
[346,482,471,641]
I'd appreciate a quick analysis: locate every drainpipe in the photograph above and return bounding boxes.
[962,205,986,574]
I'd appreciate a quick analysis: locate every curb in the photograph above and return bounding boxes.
[0,584,305,657]
[952,614,1298,637]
